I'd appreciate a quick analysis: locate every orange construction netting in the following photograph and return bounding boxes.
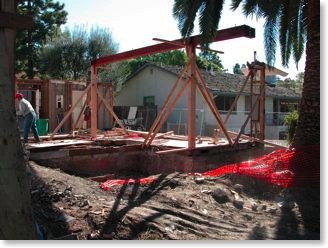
[198,144,320,188]
[100,144,319,191]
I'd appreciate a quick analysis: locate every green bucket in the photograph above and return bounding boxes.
[36,119,48,136]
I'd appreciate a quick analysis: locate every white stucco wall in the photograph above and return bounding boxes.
[115,65,288,139]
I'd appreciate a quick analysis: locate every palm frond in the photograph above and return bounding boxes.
[279,1,291,67]
[173,0,203,38]
[198,0,224,48]
[230,0,243,11]
[289,0,305,68]
[242,0,260,19]
[264,17,278,67]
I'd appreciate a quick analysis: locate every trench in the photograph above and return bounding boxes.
[28,139,271,181]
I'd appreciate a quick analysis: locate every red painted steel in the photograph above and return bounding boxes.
[91,25,255,67]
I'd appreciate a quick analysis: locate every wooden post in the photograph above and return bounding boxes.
[259,67,265,140]
[143,61,191,147]
[186,45,196,150]
[194,67,233,145]
[109,83,114,128]
[90,65,98,139]
[144,78,191,146]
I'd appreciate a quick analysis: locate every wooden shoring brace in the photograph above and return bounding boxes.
[142,60,192,147]
[143,78,191,147]
[227,131,286,149]
[90,66,98,139]
[109,83,114,128]
[223,71,252,125]
[213,69,253,140]
[95,87,128,134]
[50,83,92,139]
[186,45,197,149]
[259,67,265,140]
[233,83,266,146]
[194,66,233,145]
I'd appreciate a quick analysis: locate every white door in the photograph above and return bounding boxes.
[72,90,87,129]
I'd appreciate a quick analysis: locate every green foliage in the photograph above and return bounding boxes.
[276,72,304,93]
[16,0,68,78]
[120,50,188,78]
[173,0,307,69]
[231,0,307,68]
[143,50,188,66]
[39,25,119,81]
[284,110,299,144]
[173,0,225,49]
[120,49,224,83]
[196,51,224,72]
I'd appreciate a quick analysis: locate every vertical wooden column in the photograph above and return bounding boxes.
[259,67,265,140]
[90,65,98,139]
[186,45,196,150]
[109,83,114,128]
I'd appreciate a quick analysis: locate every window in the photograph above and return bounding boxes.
[214,95,236,112]
[56,95,64,109]
[143,96,155,106]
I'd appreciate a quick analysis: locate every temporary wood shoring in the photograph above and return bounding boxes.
[233,75,266,145]
[194,66,233,145]
[143,60,193,147]
[143,77,192,147]
[51,25,255,147]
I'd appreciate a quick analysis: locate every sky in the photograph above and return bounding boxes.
[57,0,306,79]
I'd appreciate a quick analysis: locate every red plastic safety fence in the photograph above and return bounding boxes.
[100,144,319,191]
[101,177,157,191]
[198,144,320,188]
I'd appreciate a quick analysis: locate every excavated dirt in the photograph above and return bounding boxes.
[28,160,320,240]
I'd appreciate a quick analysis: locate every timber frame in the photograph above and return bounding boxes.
[49,25,283,150]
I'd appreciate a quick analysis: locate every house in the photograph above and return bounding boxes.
[114,63,301,140]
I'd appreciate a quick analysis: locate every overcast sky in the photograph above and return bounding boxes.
[57,0,307,79]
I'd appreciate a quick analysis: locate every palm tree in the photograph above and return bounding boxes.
[173,0,225,49]
[173,0,320,148]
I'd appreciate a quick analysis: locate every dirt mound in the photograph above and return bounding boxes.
[28,161,320,240]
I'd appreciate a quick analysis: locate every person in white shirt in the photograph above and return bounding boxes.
[16,93,41,143]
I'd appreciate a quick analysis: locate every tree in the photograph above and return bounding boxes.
[172,0,320,148]
[173,0,225,49]
[16,0,68,79]
[39,25,119,81]
[0,0,37,239]
[276,73,304,94]
[196,50,225,72]
[230,0,319,148]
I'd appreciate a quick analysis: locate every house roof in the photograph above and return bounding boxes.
[127,62,301,99]
[241,64,288,77]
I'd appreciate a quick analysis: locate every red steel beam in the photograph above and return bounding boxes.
[91,25,255,67]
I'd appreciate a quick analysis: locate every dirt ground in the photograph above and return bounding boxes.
[28,159,320,240]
